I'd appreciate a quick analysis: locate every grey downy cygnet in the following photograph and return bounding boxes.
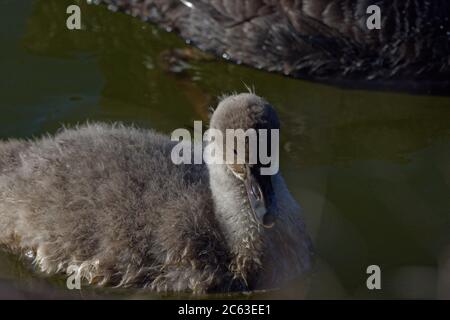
[0,93,312,293]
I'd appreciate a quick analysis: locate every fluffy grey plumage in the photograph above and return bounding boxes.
[93,0,450,91]
[0,93,311,293]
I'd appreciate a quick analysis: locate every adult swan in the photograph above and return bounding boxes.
[92,0,450,92]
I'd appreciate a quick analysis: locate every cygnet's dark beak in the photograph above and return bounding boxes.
[242,166,277,228]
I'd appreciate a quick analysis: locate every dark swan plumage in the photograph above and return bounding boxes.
[92,0,450,92]
[0,93,312,293]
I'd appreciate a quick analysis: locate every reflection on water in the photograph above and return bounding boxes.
[0,0,449,299]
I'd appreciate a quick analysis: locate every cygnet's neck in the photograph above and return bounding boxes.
[207,163,265,282]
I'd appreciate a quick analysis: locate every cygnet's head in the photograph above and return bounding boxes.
[209,93,280,228]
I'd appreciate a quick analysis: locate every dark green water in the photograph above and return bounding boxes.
[0,0,449,299]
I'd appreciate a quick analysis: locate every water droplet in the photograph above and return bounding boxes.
[107,4,118,12]
[25,250,34,259]
[179,0,195,9]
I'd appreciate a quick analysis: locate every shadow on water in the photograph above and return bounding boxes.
[0,0,449,299]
